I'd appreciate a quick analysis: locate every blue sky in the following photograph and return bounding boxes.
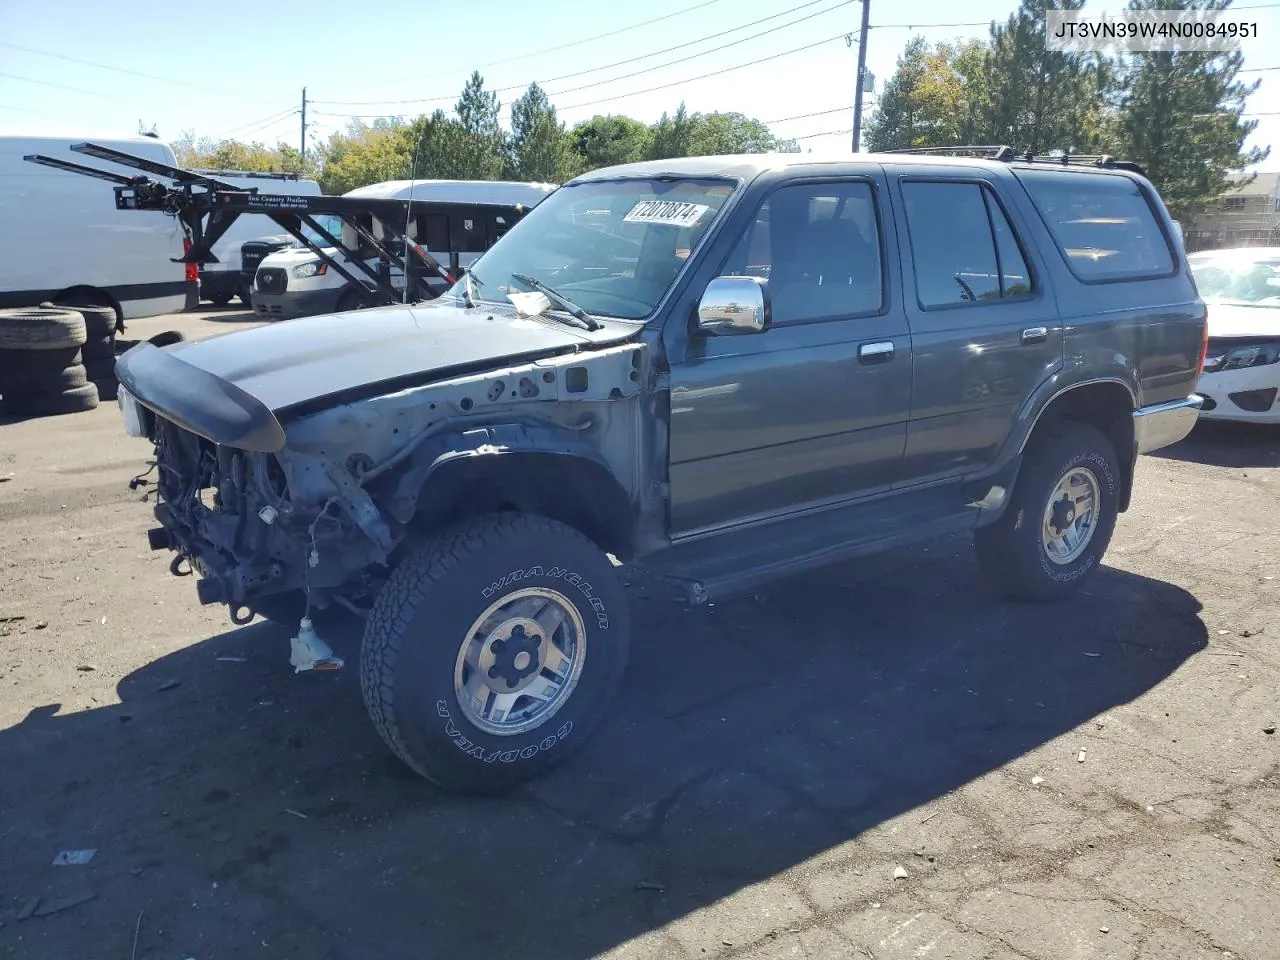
[0,0,1276,169]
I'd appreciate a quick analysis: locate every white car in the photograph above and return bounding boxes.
[1189,246,1280,424]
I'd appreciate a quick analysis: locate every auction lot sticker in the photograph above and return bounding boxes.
[622,201,710,228]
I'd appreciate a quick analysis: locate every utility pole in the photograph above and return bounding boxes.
[300,87,308,163]
[852,0,871,152]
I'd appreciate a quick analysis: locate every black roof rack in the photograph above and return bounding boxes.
[880,145,1145,177]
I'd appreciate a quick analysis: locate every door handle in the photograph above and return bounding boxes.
[859,341,895,364]
[1021,326,1049,345]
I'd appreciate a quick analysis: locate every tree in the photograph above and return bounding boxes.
[685,112,796,155]
[571,115,653,170]
[864,37,974,151]
[980,0,1109,154]
[451,71,507,180]
[318,119,411,194]
[1110,0,1269,220]
[507,83,579,182]
[171,133,321,177]
[649,103,694,159]
[648,103,794,159]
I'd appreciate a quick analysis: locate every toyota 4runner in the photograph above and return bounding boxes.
[114,150,1207,793]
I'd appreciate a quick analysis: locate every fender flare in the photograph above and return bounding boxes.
[384,421,632,531]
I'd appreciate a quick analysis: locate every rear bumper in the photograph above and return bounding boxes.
[251,288,342,321]
[1133,394,1203,454]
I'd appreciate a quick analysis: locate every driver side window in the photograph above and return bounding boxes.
[723,181,885,324]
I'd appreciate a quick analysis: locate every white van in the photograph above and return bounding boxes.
[193,170,322,306]
[0,134,194,322]
[250,179,558,320]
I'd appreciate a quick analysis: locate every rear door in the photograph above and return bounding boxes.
[884,165,1062,484]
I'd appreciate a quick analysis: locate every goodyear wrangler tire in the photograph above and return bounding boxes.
[361,513,631,794]
[974,421,1119,602]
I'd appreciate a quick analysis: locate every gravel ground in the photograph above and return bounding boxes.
[1,305,1277,960]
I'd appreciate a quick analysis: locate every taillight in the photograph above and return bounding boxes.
[1197,318,1209,376]
[182,237,198,283]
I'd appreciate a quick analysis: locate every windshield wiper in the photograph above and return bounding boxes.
[510,273,603,331]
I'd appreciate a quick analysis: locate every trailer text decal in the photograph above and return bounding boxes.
[622,200,710,228]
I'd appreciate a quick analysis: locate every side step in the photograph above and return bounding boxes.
[642,485,979,606]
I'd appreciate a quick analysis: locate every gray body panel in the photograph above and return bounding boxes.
[121,150,1207,612]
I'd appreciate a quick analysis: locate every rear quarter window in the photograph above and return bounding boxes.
[1016,169,1175,282]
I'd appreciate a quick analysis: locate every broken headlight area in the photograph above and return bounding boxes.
[148,418,386,611]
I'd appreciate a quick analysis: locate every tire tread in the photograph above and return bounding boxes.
[360,513,599,786]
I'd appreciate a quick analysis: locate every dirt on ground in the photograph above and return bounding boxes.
[1,305,1278,960]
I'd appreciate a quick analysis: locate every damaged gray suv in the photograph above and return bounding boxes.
[116,150,1207,793]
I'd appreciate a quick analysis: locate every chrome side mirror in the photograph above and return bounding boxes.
[695,276,771,336]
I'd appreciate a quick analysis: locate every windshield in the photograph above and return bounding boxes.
[454,178,737,321]
[300,214,343,248]
[1190,251,1280,306]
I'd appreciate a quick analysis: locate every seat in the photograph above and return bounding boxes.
[771,217,878,322]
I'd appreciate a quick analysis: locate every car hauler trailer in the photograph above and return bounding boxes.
[23,142,540,309]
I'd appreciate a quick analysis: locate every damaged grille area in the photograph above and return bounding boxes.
[149,415,390,613]
[152,418,294,604]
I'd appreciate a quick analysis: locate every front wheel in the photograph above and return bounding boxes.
[360,514,631,793]
[975,421,1120,602]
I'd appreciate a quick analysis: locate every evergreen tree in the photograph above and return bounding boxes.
[980,0,1108,153]
[508,83,579,182]
[1111,0,1269,220]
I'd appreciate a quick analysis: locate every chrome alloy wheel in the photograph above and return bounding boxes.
[453,587,587,736]
[1041,466,1101,565]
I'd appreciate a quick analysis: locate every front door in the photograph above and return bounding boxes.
[667,173,914,536]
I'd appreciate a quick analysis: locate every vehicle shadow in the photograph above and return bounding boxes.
[1149,418,1280,468]
[0,538,1206,960]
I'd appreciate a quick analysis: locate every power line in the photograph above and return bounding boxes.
[0,102,43,115]
[0,41,244,98]
[314,0,853,107]
[0,70,124,100]
[313,31,854,122]
[223,105,300,136]
[389,0,730,82]
[764,105,855,124]
[558,31,849,113]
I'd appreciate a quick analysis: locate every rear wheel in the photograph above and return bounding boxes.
[975,421,1120,602]
[360,514,631,794]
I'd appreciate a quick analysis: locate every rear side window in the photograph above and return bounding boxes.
[900,181,1033,309]
[1017,169,1174,282]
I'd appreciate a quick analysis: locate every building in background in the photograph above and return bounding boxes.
[1185,172,1280,252]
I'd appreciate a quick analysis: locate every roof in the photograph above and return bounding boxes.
[1225,172,1280,197]
[569,151,1146,184]
[344,179,559,203]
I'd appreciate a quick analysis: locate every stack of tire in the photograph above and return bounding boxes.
[51,302,123,402]
[0,306,99,417]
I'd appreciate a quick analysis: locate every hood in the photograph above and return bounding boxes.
[159,299,636,414]
[1205,300,1280,340]
[259,245,341,267]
